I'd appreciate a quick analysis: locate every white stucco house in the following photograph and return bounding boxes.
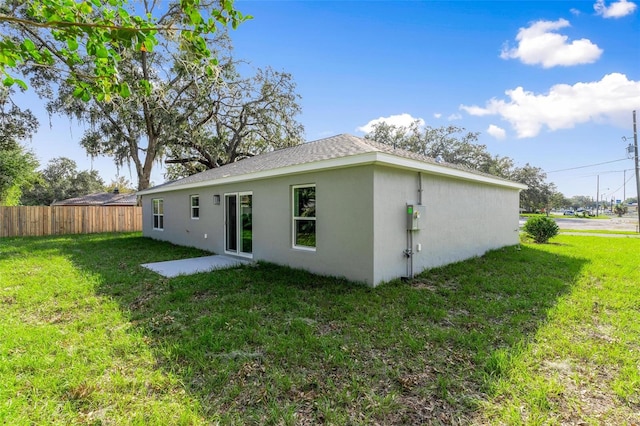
[137,134,526,287]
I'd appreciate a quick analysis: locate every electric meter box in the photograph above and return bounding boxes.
[406,204,426,231]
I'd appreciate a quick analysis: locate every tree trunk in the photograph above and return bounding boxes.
[137,135,156,190]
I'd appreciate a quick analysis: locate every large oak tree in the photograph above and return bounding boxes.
[2,0,269,190]
[162,65,304,180]
[0,0,302,189]
[45,36,303,189]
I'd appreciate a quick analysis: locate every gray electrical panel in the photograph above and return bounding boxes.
[406,204,426,230]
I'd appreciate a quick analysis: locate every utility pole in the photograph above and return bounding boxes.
[633,110,640,233]
[596,175,600,217]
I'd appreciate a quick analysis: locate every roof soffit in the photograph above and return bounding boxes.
[138,150,526,195]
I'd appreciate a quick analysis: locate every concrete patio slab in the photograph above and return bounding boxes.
[141,255,251,278]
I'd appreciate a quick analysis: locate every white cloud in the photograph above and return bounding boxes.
[447,113,462,121]
[460,73,640,138]
[594,0,637,18]
[500,19,603,68]
[458,105,491,116]
[570,8,582,15]
[433,113,442,119]
[356,113,425,134]
[487,125,507,140]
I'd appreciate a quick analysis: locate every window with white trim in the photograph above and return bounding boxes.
[292,184,316,249]
[152,198,164,230]
[190,195,200,219]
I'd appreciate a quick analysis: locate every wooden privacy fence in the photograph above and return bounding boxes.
[0,206,142,237]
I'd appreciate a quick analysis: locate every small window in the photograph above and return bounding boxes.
[292,185,316,249]
[213,194,221,205]
[191,195,200,219]
[152,198,164,230]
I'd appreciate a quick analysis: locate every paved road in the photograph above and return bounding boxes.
[519,216,640,233]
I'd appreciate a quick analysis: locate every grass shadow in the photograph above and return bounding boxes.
[6,233,588,424]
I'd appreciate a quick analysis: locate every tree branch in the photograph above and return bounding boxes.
[2,13,182,33]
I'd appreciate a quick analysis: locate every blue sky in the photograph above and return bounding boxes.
[20,0,640,200]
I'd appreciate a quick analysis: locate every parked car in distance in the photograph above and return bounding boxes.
[563,210,575,215]
[575,209,595,217]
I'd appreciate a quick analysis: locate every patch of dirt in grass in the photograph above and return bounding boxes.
[316,320,341,336]
[393,395,470,425]
[47,309,74,324]
[409,280,439,291]
[128,282,160,310]
[229,360,266,390]
[77,408,109,425]
[190,289,216,302]
[367,346,484,424]
[20,306,75,325]
[293,404,320,426]
[540,358,631,424]
[410,277,460,291]
[65,382,98,402]
[206,350,263,360]
[397,370,436,391]
[1,295,16,305]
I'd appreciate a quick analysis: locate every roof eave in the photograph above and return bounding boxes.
[375,153,528,190]
[137,153,380,196]
[137,151,527,196]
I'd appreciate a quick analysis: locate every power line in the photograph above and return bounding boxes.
[604,173,636,198]
[547,158,630,173]
[578,168,636,178]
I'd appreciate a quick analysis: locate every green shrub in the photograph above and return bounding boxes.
[523,216,559,243]
[613,204,628,217]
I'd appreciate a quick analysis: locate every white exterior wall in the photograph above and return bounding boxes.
[141,183,249,254]
[141,166,376,284]
[372,166,521,285]
[141,163,521,287]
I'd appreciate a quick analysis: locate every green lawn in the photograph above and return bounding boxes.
[559,228,640,235]
[1,233,638,424]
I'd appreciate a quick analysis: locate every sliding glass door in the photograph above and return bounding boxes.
[224,192,252,257]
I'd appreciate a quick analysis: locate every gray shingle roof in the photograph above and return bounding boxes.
[157,134,378,189]
[52,192,138,206]
[141,134,520,193]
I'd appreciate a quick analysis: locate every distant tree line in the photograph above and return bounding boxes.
[0,88,39,205]
[0,90,136,206]
[18,157,138,206]
[555,194,637,210]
